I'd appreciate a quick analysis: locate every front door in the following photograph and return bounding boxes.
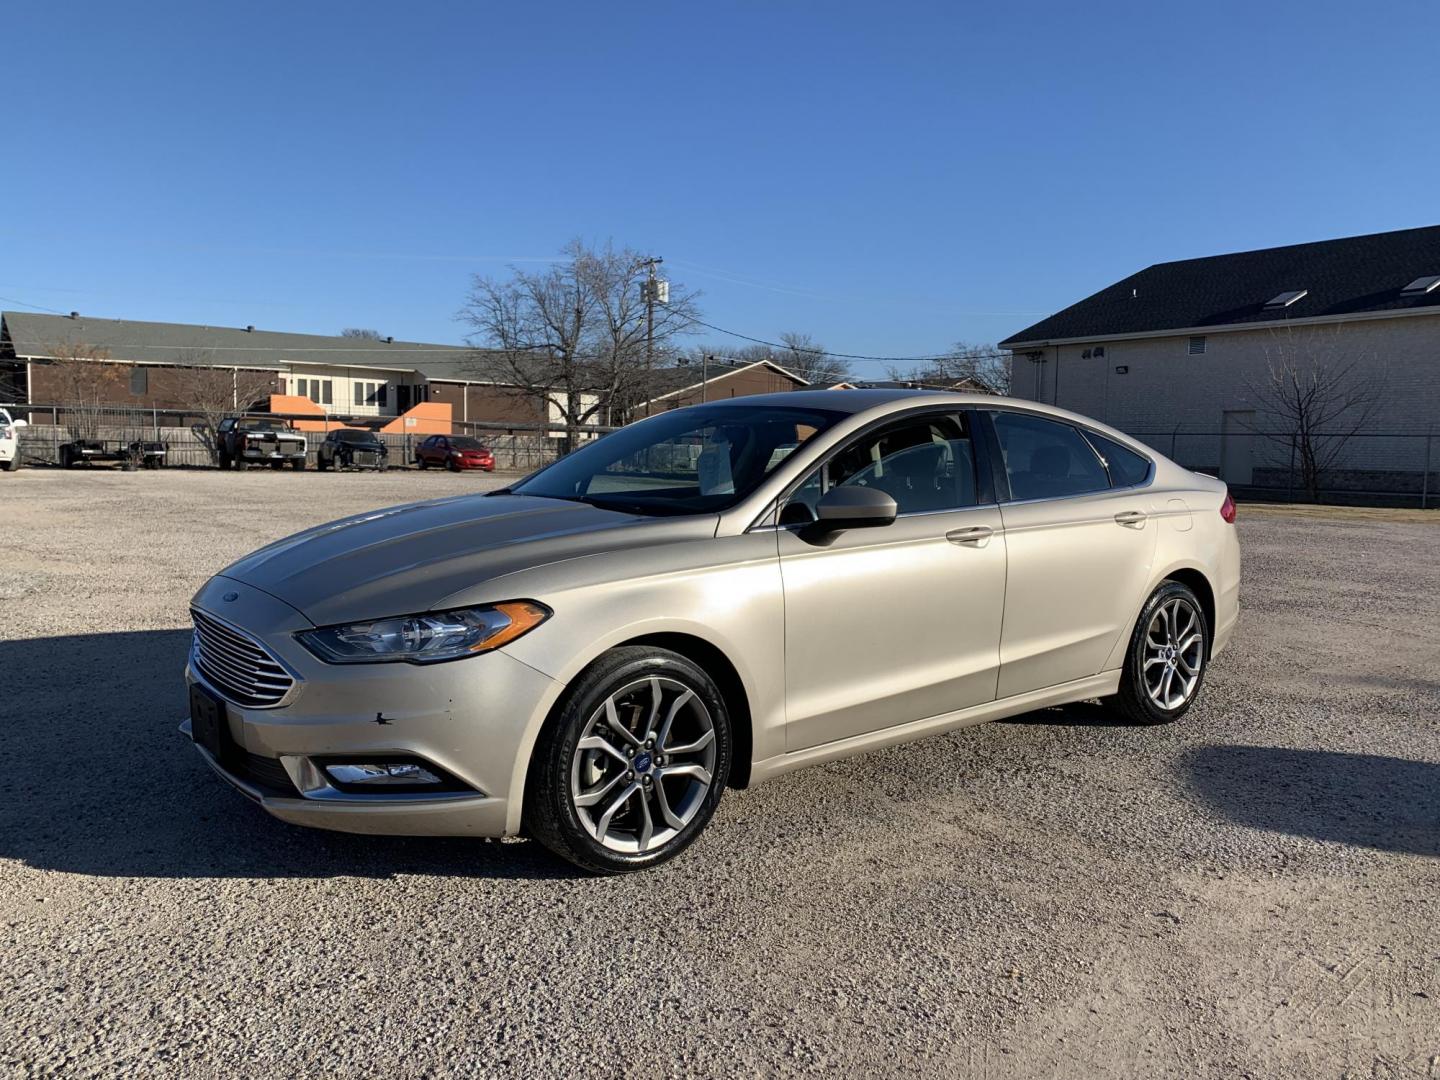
[986,410,1159,698]
[778,411,1007,751]
[1221,409,1255,486]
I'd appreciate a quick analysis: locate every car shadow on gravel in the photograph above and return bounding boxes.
[1,630,580,880]
[1183,745,1440,857]
[996,700,1133,727]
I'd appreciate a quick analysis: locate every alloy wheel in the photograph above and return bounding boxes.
[569,676,717,854]
[1142,596,1204,710]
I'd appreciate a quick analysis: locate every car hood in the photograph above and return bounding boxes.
[215,494,717,626]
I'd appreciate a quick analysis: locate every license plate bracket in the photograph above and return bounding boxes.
[189,683,229,760]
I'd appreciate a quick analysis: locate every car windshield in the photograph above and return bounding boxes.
[237,418,290,431]
[336,430,378,443]
[450,437,487,450]
[512,404,843,515]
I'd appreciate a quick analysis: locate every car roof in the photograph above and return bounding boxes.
[697,388,1017,415]
[689,388,1152,448]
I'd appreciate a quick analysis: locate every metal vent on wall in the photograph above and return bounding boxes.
[1188,336,1207,355]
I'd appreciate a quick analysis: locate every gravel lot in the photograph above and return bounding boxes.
[2,468,1437,1078]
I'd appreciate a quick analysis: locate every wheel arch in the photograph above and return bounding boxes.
[1162,566,1216,651]
[609,632,754,790]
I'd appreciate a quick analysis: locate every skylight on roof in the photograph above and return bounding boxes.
[1263,289,1309,309]
[1401,274,1440,296]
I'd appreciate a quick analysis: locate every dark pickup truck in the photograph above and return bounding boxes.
[217,417,307,470]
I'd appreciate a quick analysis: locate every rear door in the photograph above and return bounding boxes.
[984,409,1159,699]
[777,410,1007,750]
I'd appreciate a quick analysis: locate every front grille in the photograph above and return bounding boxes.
[191,608,295,708]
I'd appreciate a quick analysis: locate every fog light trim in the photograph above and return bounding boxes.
[324,762,443,786]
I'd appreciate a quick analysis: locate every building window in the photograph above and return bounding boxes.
[1188,336,1207,355]
[321,380,333,406]
[354,381,365,406]
[377,383,388,408]
[130,367,148,395]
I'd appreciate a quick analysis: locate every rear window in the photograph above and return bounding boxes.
[1085,432,1152,487]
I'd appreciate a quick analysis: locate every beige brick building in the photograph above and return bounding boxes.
[1002,225,1440,499]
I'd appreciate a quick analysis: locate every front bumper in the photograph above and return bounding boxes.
[182,577,560,837]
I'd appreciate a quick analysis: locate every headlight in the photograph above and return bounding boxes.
[296,601,550,664]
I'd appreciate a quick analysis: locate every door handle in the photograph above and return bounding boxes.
[946,525,993,545]
[1114,510,1148,526]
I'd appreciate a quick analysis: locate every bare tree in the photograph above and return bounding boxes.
[889,341,1011,395]
[172,349,280,463]
[704,333,851,385]
[1248,326,1385,501]
[45,340,121,443]
[458,240,701,450]
[340,328,383,339]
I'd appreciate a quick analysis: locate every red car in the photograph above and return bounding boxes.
[415,434,496,472]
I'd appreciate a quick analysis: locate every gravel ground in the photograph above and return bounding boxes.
[2,468,1437,1079]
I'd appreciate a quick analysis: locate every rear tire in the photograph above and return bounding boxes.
[418,458,429,469]
[1107,580,1210,725]
[525,646,733,874]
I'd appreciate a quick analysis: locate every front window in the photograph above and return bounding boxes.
[450,437,486,451]
[786,413,977,520]
[512,404,843,516]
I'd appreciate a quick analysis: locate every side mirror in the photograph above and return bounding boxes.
[813,485,897,531]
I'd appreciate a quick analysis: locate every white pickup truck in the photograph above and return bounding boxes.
[0,407,27,472]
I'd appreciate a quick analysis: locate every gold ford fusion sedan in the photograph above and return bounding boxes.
[183,390,1240,873]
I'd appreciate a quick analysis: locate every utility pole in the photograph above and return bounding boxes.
[702,354,711,402]
[639,256,665,372]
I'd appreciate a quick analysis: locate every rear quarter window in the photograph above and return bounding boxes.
[1085,432,1152,487]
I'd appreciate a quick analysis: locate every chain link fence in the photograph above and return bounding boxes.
[4,405,604,474]
[1130,430,1438,508]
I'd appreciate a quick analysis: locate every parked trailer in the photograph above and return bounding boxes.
[58,440,168,469]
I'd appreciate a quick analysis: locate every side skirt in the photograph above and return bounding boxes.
[749,671,1123,784]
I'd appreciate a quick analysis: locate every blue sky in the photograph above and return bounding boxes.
[4,1,1437,379]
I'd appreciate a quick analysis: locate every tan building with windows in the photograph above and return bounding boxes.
[0,312,564,434]
[1002,225,1440,499]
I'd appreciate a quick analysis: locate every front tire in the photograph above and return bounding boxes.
[1108,580,1209,725]
[525,646,733,874]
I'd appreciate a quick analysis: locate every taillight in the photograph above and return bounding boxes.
[1220,492,1237,523]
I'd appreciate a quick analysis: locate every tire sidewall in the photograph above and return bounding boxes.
[1125,581,1210,723]
[531,649,732,873]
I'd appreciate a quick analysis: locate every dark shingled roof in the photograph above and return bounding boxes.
[1001,224,1440,347]
[0,312,515,381]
